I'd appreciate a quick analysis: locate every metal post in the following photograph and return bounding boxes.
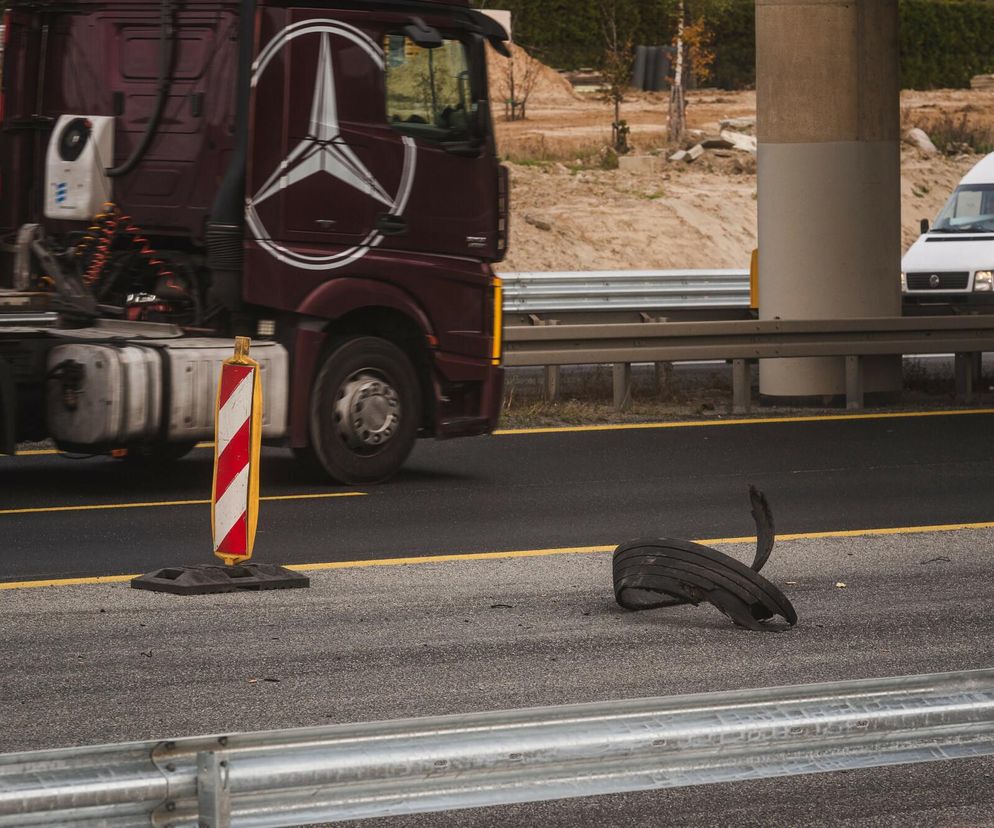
[197,751,231,828]
[654,361,672,397]
[732,359,751,413]
[543,365,560,402]
[955,352,975,403]
[845,355,864,410]
[613,363,632,411]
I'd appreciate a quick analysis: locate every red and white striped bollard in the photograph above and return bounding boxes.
[211,336,263,566]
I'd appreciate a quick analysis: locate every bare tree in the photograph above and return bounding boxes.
[667,0,686,143]
[667,0,719,143]
[600,1,636,154]
[500,46,541,121]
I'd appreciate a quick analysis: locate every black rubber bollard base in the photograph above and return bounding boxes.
[131,563,310,595]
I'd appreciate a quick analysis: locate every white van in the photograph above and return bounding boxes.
[902,151,994,307]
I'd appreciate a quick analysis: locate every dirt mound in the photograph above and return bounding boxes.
[487,43,579,111]
[488,89,990,273]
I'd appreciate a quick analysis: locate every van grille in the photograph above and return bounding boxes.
[906,271,969,290]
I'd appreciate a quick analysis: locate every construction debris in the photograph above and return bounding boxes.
[903,127,939,157]
[720,116,756,132]
[686,144,705,162]
[612,486,797,631]
[719,129,758,154]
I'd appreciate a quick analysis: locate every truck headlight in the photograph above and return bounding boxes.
[900,271,907,292]
[974,271,994,292]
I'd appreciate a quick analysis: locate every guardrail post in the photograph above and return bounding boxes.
[197,750,231,828]
[544,366,561,402]
[955,352,976,403]
[845,356,864,410]
[731,359,751,413]
[527,315,562,403]
[654,362,672,397]
[613,363,632,412]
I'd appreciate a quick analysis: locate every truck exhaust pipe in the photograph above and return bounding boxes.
[206,0,256,312]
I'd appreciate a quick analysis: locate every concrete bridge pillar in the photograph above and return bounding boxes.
[756,0,902,400]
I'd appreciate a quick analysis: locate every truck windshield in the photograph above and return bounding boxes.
[384,34,473,142]
[933,183,994,232]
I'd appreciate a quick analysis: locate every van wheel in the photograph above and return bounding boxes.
[308,336,421,485]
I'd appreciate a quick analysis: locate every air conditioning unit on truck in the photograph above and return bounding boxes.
[0,0,510,483]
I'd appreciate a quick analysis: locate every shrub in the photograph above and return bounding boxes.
[473,0,994,90]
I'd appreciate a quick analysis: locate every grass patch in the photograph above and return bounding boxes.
[498,361,992,429]
[913,112,994,156]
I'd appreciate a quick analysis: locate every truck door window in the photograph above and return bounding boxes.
[384,34,472,142]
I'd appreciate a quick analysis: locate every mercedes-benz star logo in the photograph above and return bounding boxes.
[246,20,417,271]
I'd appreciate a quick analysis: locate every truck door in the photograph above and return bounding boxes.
[247,9,402,260]
[246,10,500,268]
[379,29,500,262]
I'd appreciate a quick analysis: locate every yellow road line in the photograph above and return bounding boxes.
[494,408,994,436]
[0,574,136,589]
[5,519,994,591]
[0,491,365,516]
[8,410,994,457]
[287,544,614,572]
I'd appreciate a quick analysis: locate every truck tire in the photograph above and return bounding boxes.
[308,336,421,485]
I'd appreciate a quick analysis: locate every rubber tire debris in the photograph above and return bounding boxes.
[613,486,797,631]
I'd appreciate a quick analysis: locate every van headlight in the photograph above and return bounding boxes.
[974,271,994,292]
[900,271,907,292]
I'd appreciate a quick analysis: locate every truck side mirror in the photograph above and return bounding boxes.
[920,218,929,235]
[404,18,443,49]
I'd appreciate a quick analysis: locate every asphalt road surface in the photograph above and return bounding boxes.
[3,531,994,826]
[4,409,994,826]
[3,409,994,582]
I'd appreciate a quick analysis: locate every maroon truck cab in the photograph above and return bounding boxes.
[0,0,510,483]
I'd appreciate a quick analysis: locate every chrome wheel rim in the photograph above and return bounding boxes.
[334,371,401,453]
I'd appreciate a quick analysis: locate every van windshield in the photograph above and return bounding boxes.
[933,183,994,232]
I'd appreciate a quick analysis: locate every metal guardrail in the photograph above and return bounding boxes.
[4,669,994,827]
[503,315,994,412]
[500,269,750,313]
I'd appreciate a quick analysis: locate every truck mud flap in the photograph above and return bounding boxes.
[0,358,16,456]
[613,487,796,631]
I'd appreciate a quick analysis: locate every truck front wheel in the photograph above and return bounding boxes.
[308,336,422,485]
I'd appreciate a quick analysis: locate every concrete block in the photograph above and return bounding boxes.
[970,74,994,91]
[685,144,705,162]
[719,129,757,154]
[720,116,756,132]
